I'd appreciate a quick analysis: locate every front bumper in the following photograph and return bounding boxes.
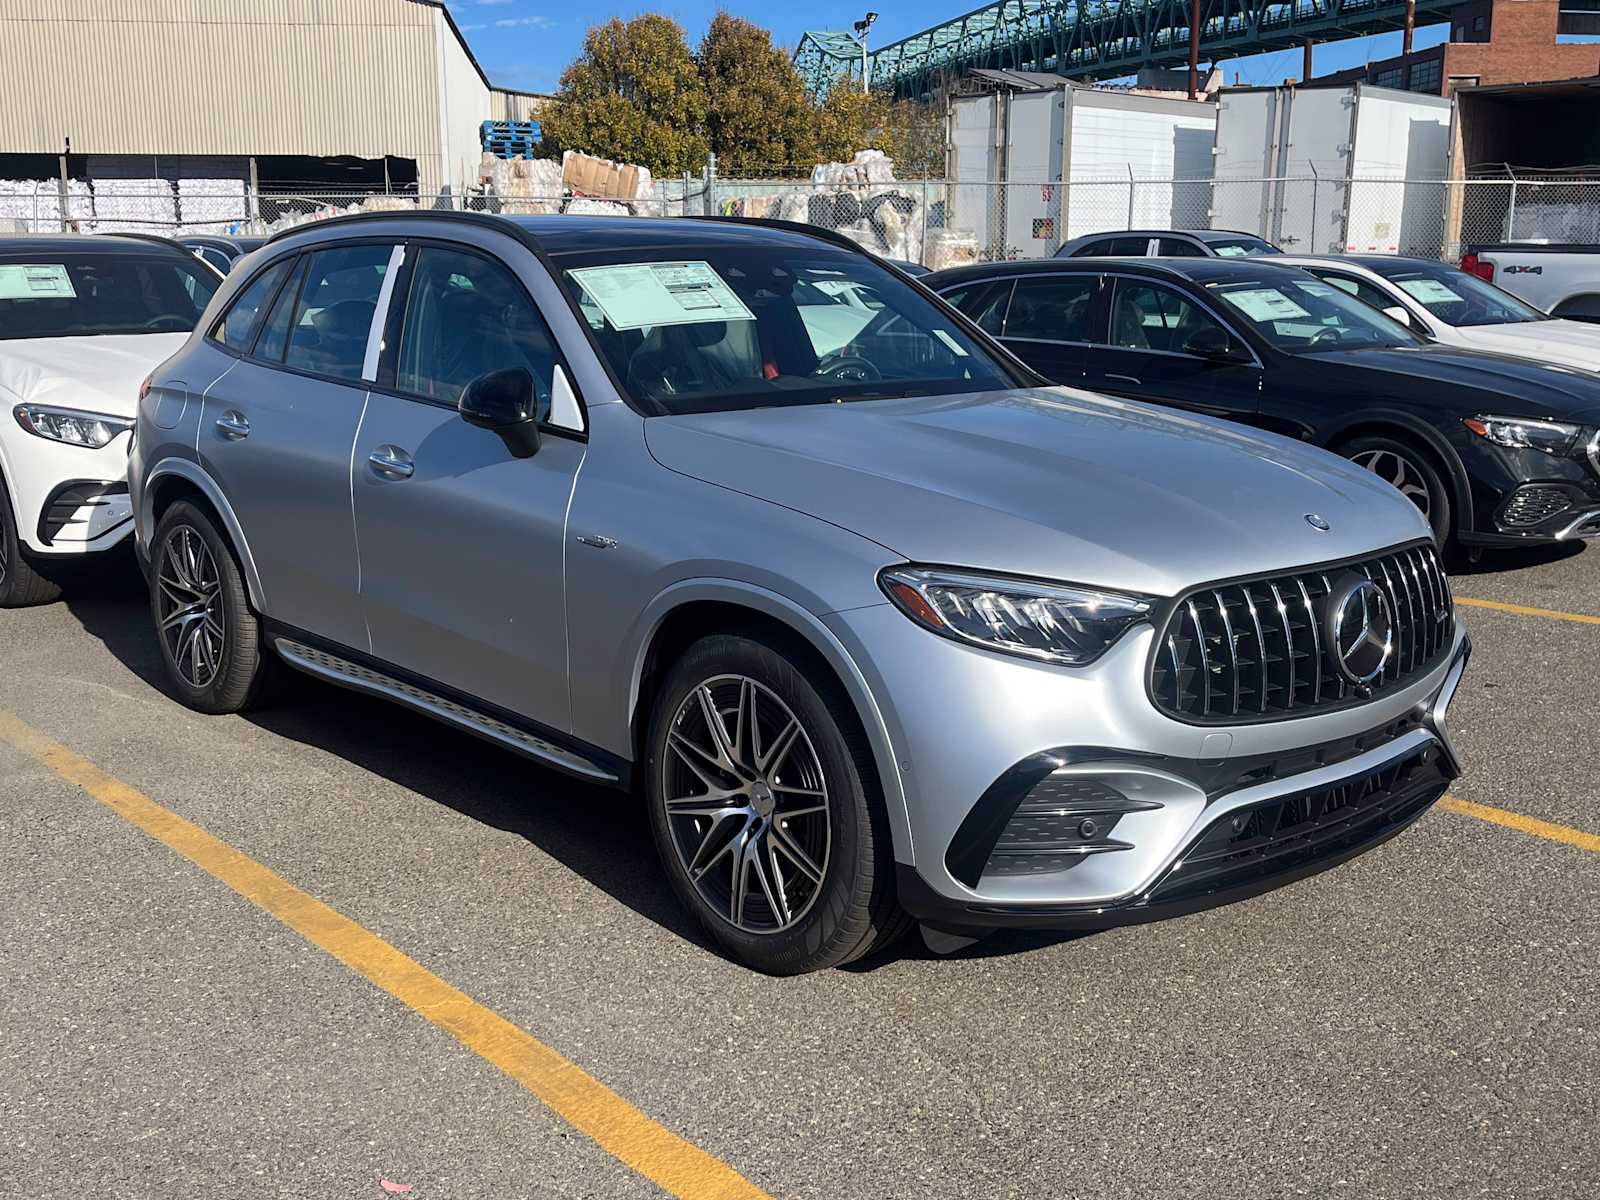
[1459,437,1600,545]
[0,429,134,557]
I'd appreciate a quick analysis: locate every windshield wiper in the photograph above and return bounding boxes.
[834,390,911,403]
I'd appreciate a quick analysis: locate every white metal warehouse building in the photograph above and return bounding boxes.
[0,0,538,198]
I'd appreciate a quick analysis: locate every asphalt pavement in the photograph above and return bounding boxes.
[1,543,1595,1199]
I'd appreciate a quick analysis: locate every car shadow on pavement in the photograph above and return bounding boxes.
[1452,540,1585,575]
[62,566,1095,972]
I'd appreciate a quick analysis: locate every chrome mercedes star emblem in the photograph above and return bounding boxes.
[1323,575,1394,687]
[1305,513,1331,532]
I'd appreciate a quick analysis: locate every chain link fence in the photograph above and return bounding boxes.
[4,173,1595,269]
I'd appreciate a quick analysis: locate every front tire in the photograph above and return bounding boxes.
[644,633,908,974]
[149,500,275,713]
[1341,434,1453,548]
[0,473,63,609]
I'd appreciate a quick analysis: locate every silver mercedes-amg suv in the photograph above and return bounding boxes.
[130,213,1469,974]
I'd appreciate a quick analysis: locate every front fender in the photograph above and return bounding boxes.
[1318,407,1475,535]
[141,457,268,612]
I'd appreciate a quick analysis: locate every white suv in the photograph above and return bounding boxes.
[0,235,218,606]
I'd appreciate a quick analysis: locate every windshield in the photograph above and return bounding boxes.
[1368,259,1547,327]
[0,253,218,340]
[1208,237,1280,258]
[1209,275,1422,353]
[556,246,1014,415]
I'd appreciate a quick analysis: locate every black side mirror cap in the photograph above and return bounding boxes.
[1184,327,1248,363]
[459,367,541,459]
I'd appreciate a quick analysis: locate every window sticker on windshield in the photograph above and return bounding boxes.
[1397,278,1464,305]
[1213,245,1250,257]
[0,264,76,301]
[568,261,755,331]
[1220,288,1310,322]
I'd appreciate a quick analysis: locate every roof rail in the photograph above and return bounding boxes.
[262,206,516,246]
[102,231,195,257]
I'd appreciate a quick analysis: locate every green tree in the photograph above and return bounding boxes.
[697,13,817,174]
[540,15,709,175]
[812,86,886,166]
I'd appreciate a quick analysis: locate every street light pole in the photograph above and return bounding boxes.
[853,12,878,95]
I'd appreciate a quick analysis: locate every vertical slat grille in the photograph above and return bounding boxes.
[1150,544,1453,723]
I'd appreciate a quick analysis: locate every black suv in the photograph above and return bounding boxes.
[929,257,1600,550]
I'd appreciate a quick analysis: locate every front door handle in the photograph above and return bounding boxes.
[1104,373,1142,386]
[368,445,415,479]
[215,411,250,439]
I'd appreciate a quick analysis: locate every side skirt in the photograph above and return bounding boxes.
[270,635,627,788]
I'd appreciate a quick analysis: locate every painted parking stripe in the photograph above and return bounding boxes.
[1441,794,1600,854]
[1453,596,1600,626]
[0,712,770,1200]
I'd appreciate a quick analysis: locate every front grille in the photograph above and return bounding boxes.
[1499,485,1572,528]
[1146,746,1448,904]
[1149,543,1452,724]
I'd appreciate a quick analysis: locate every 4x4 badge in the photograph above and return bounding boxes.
[1305,513,1331,532]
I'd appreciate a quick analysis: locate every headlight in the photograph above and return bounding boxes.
[880,566,1154,666]
[13,404,134,449]
[1464,414,1581,455]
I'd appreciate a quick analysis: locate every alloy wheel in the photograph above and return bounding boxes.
[156,525,226,688]
[661,675,831,935]
[1353,449,1432,521]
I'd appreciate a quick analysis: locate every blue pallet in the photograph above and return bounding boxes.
[480,120,543,159]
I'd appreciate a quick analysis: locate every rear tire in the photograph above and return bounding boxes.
[644,632,907,974]
[149,500,276,714]
[1339,434,1453,549]
[0,473,63,609]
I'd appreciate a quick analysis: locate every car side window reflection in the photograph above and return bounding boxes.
[396,246,559,418]
[1317,272,1399,315]
[1005,276,1099,342]
[210,259,291,351]
[1110,281,1227,353]
[283,244,394,382]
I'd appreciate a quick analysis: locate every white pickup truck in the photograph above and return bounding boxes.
[1460,245,1600,323]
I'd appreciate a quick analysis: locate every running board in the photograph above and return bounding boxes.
[273,638,620,784]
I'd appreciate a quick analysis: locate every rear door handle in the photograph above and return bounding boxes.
[215,411,250,439]
[1105,373,1142,386]
[368,445,415,479]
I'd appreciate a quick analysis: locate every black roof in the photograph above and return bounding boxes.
[182,234,265,253]
[0,233,192,258]
[925,255,1316,289]
[1073,228,1272,244]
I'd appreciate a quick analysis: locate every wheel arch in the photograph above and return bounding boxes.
[625,581,912,865]
[1320,411,1473,536]
[143,459,268,611]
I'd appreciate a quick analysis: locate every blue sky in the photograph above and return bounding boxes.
[445,0,1454,95]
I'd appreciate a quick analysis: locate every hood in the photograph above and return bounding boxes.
[1454,319,1600,379]
[0,334,188,418]
[1320,343,1600,423]
[643,388,1431,598]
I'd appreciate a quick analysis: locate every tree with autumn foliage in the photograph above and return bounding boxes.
[698,13,818,173]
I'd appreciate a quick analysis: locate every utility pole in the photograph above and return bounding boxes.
[1188,0,1201,99]
[1403,0,1416,54]
[854,12,879,95]
[1303,37,1313,84]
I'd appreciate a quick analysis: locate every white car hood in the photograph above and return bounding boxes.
[1460,320,1600,372]
[0,333,187,417]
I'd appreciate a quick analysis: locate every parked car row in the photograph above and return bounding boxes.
[2,213,1583,977]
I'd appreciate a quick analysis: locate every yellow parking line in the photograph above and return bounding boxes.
[0,712,769,1200]
[1440,793,1600,854]
[1453,596,1600,626]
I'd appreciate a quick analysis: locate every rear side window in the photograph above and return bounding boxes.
[1004,275,1100,342]
[255,257,306,362]
[209,259,292,351]
[941,279,1011,335]
[395,245,560,414]
[283,244,393,381]
[1157,238,1208,258]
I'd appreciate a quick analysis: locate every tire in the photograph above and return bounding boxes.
[1339,434,1453,548]
[149,500,276,714]
[644,632,908,974]
[0,472,62,609]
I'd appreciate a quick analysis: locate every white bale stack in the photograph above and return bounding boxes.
[810,149,896,189]
[89,179,177,233]
[0,180,93,232]
[478,154,564,214]
[178,178,249,234]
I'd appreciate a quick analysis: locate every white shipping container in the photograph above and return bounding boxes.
[1212,84,1452,254]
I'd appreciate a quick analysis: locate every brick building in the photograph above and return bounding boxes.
[1319,0,1600,95]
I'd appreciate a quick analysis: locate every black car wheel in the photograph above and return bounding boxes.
[0,472,63,609]
[149,500,277,713]
[1342,435,1453,547]
[645,632,910,974]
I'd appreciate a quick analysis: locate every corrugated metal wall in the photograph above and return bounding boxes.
[0,0,467,191]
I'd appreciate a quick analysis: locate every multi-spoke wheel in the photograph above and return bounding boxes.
[1341,434,1453,547]
[148,500,277,714]
[0,470,63,609]
[646,634,909,974]
[156,525,225,688]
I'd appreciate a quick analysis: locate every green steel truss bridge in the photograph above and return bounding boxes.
[795,0,1457,97]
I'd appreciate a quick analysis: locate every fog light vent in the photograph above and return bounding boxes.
[1500,485,1571,528]
[983,775,1156,879]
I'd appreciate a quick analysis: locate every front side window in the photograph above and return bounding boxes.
[1005,276,1100,342]
[282,244,393,381]
[1210,276,1421,352]
[0,253,218,340]
[1157,238,1208,258]
[210,259,292,351]
[558,247,1014,415]
[1369,259,1546,327]
[1313,271,1404,316]
[942,280,1011,335]
[1109,280,1227,353]
[396,245,560,416]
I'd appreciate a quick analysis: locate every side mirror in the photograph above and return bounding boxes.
[1382,305,1412,327]
[460,367,540,459]
[1183,325,1246,362]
